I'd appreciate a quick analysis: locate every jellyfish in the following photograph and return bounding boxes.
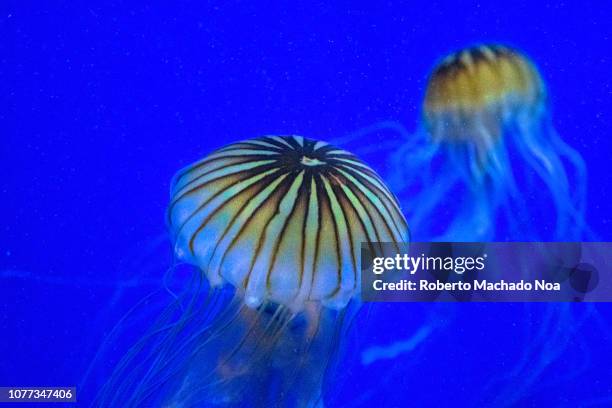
[338,44,589,241]
[326,44,595,405]
[94,135,408,407]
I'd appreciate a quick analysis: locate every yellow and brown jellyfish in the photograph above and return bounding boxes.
[423,44,546,164]
[321,44,592,407]
[340,44,588,240]
[96,135,408,406]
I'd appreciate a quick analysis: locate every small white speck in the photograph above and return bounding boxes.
[245,295,261,308]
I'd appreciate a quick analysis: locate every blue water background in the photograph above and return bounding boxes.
[3,1,612,406]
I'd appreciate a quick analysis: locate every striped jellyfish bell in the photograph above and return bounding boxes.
[167,135,408,311]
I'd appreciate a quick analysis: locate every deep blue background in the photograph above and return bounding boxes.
[2,1,612,406]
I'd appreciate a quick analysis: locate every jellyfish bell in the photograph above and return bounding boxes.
[424,44,546,167]
[98,135,408,407]
[168,135,407,310]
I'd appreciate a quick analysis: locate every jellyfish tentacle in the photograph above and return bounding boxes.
[328,120,414,165]
[114,283,208,406]
[387,131,439,191]
[93,262,194,402]
[546,126,596,239]
[330,120,411,147]
[511,117,579,238]
[144,295,247,404]
[96,277,205,406]
[128,273,210,404]
[139,293,261,405]
[129,288,233,405]
[440,182,495,241]
[406,167,459,236]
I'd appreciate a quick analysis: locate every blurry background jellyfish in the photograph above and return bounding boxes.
[392,45,586,240]
[95,135,408,407]
[338,44,589,241]
[327,44,597,407]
